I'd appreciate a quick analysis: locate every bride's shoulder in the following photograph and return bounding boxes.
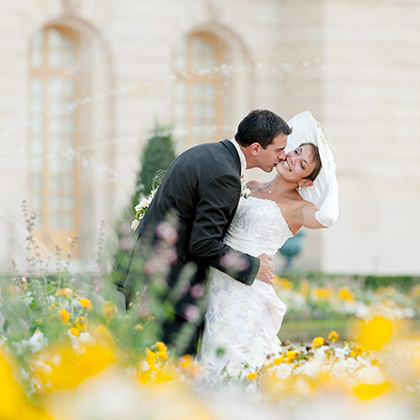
[245,179,262,191]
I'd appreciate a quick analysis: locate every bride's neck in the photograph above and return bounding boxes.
[265,175,298,194]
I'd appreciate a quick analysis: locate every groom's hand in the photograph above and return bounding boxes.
[256,254,274,285]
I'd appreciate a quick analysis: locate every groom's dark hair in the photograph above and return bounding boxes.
[235,109,292,148]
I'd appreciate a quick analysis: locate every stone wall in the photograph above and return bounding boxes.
[0,0,418,275]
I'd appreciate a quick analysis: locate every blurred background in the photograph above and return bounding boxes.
[0,0,419,275]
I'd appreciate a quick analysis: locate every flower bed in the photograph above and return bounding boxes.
[273,275,420,322]
[1,266,420,420]
[0,208,419,419]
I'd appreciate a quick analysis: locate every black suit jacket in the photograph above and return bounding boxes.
[114,140,260,326]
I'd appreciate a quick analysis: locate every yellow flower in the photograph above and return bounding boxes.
[79,298,93,311]
[312,337,325,349]
[176,354,201,376]
[93,325,113,343]
[409,284,420,297]
[356,316,394,351]
[0,352,25,418]
[156,342,168,352]
[135,324,144,330]
[353,382,390,400]
[102,301,117,321]
[145,349,157,366]
[350,344,365,358]
[313,287,333,301]
[285,351,299,362]
[328,330,339,342]
[273,356,284,365]
[337,287,354,302]
[69,327,80,337]
[58,309,70,323]
[58,287,73,297]
[34,343,115,391]
[299,279,309,296]
[247,372,258,380]
[178,354,194,368]
[156,351,168,360]
[273,276,294,290]
[75,316,88,331]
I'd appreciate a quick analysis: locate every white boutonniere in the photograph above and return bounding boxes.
[241,184,251,198]
[131,188,157,231]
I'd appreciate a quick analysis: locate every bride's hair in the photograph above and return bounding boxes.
[300,142,322,182]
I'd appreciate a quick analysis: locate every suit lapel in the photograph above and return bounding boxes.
[220,139,242,177]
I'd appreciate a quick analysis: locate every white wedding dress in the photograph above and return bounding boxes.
[199,196,293,375]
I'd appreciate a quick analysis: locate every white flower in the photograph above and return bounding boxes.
[337,357,359,374]
[131,219,140,230]
[22,295,34,306]
[19,367,30,381]
[405,308,416,318]
[47,295,57,304]
[224,360,244,378]
[241,184,251,198]
[79,332,96,346]
[139,360,149,372]
[355,365,385,384]
[334,346,350,360]
[29,330,48,353]
[274,363,293,379]
[35,360,53,374]
[136,197,151,210]
[51,354,61,367]
[294,360,322,378]
[132,188,157,230]
[314,346,328,362]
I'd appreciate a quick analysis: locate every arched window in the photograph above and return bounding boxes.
[173,32,229,149]
[29,26,80,253]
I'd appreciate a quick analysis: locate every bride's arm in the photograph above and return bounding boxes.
[299,169,339,229]
[299,203,327,229]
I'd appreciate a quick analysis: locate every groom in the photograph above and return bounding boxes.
[114,109,292,355]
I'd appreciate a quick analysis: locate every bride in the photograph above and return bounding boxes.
[199,111,339,375]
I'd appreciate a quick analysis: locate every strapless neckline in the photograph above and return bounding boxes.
[245,195,293,236]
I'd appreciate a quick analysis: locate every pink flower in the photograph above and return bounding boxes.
[155,221,178,244]
[220,251,250,272]
[183,304,200,323]
[190,284,205,299]
[144,260,158,275]
[164,248,178,265]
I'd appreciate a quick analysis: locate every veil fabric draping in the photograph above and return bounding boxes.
[285,111,336,207]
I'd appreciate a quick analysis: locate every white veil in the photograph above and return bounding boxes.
[285,111,336,207]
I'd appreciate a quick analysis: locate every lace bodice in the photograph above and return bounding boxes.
[200,196,293,375]
[224,196,293,257]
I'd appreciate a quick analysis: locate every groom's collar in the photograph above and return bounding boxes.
[228,138,247,178]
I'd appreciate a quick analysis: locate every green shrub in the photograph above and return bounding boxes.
[132,123,176,209]
[111,123,176,308]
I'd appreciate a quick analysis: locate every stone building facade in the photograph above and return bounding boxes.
[0,0,419,274]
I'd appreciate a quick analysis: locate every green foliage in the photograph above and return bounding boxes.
[277,270,420,291]
[0,204,172,381]
[274,271,420,331]
[364,275,420,292]
[132,123,176,211]
[111,123,176,299]
[279,319,351,342]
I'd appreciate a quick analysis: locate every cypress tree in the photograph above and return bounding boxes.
[111,123,176,300]
[130,124,176,212]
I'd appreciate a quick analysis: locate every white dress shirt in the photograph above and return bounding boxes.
[228,138,247,180]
